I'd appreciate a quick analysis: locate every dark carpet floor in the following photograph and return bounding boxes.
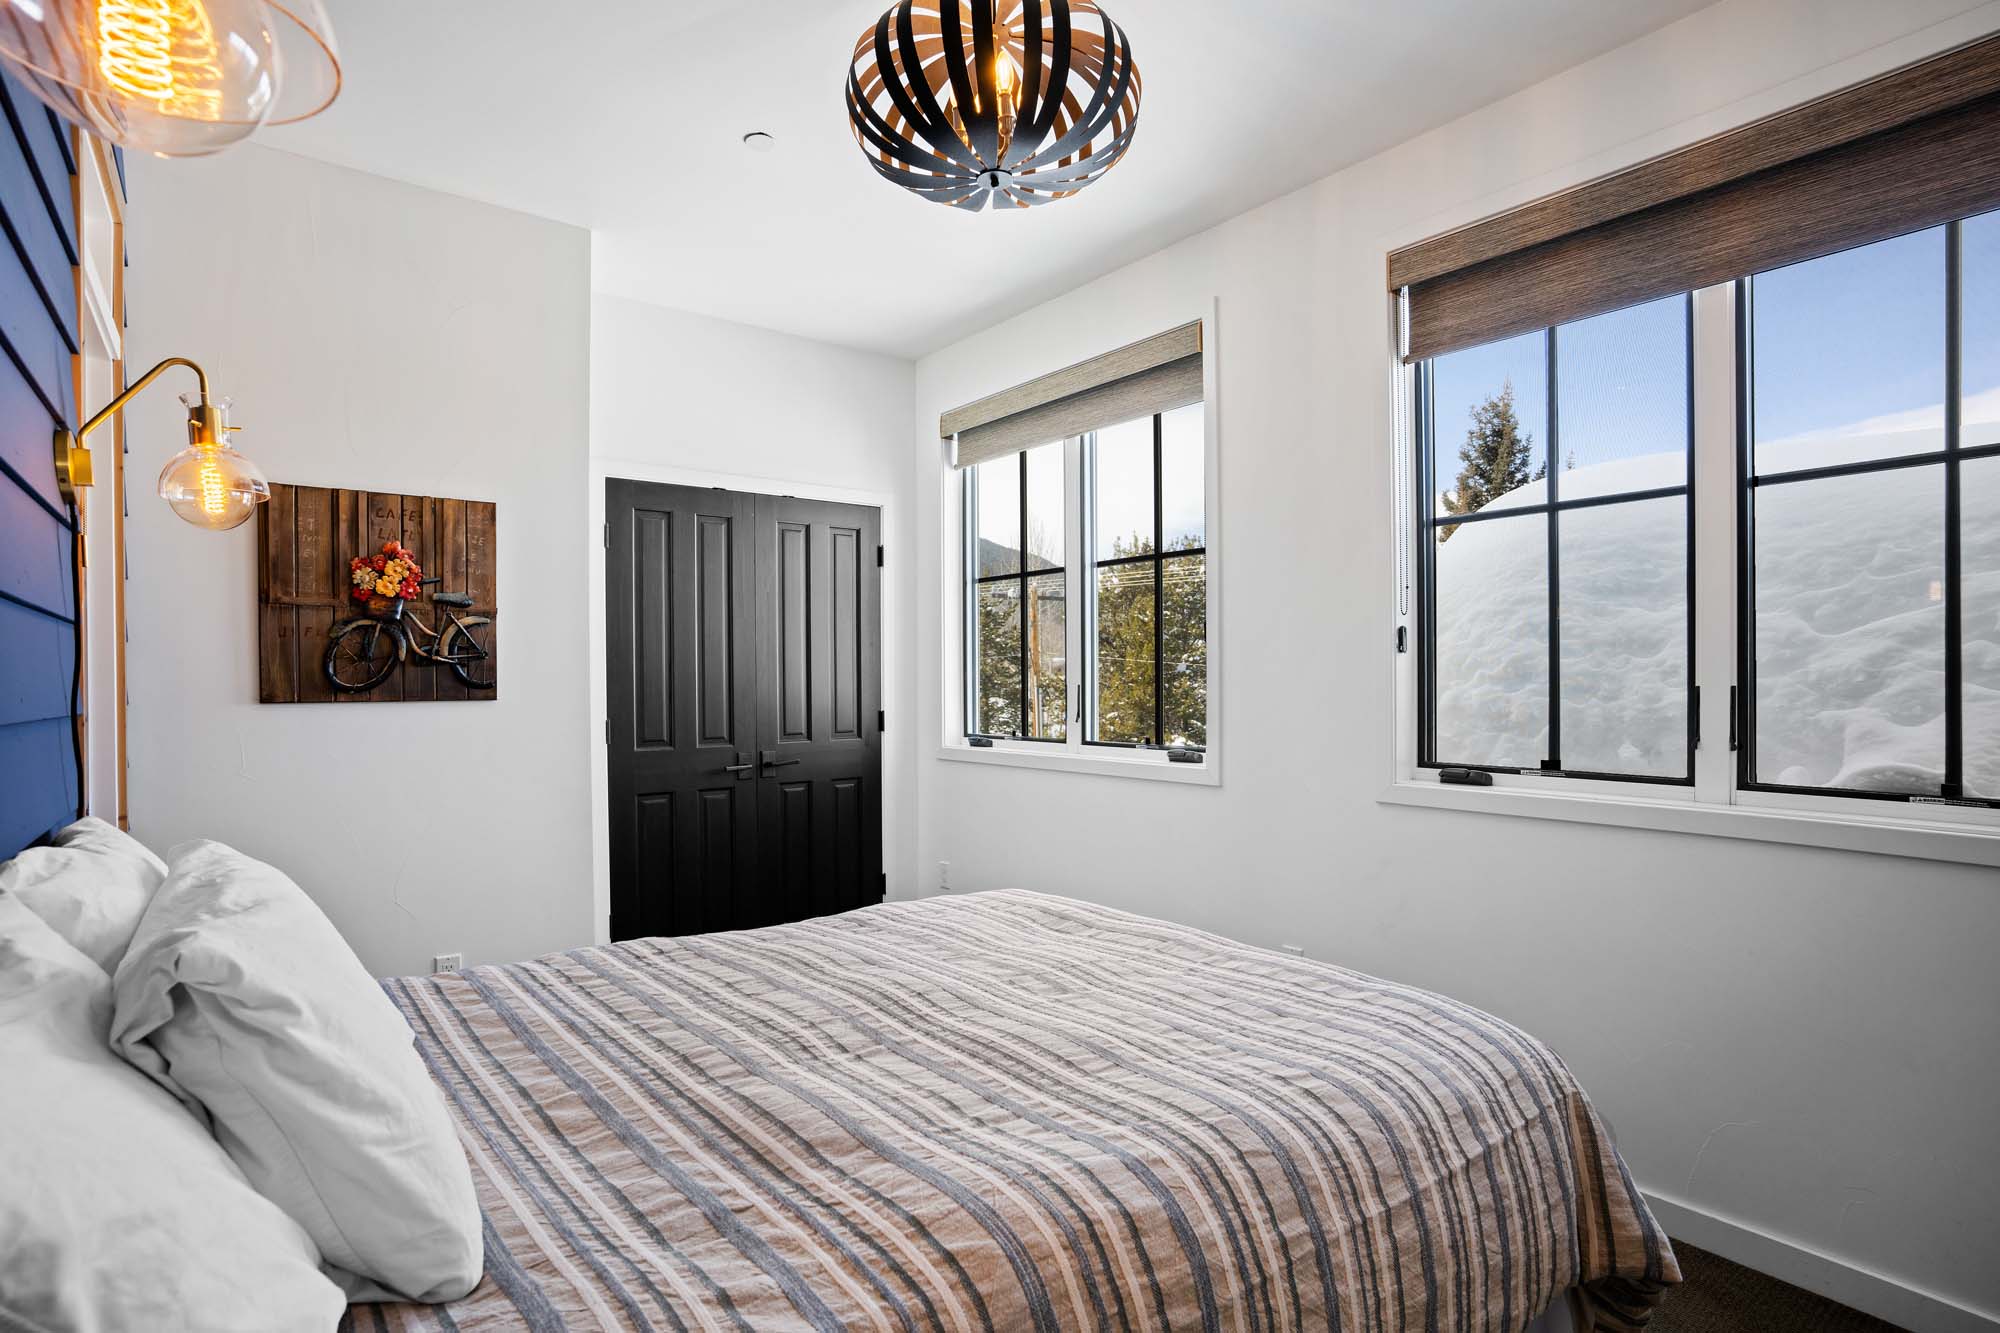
[1651,1240,1908,1333]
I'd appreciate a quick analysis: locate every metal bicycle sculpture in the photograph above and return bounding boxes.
[323,578,495,693]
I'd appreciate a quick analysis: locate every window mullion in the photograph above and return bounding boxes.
[1065,434,1086,752]
[1943,219,1965,798]
[1544,328,1562,772]
[962,469,977,737]
[1152,413,1165,746]
[1690,281,1740,805]
[1016,454,1029,737]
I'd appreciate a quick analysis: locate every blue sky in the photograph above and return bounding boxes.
[1429,211,2000,506]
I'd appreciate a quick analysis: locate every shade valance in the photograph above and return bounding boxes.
[943,321,1203,468]
[1391,33,2000,363]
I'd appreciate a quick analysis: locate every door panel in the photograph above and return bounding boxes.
[632,792,675,927]
[828,777,866,916]
[694,513,739,748]
[832,527,862,739]
[754,494,882,925]
[776,520,810,742]
[773,779,814,924]
[608,480,881,940]
[607,480,761,939]
[633,509,672,747]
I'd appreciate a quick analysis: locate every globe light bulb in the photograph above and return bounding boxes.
[158,442,267,528]
[0,0,341,157]
[157,394,268,530]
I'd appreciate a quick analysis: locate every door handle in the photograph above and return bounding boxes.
[722,753,754,780]
[760,749,802,772]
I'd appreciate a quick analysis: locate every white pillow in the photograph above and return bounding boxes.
[0,891,344,1333]
[0,816,166,973]
[111,840,484,1304]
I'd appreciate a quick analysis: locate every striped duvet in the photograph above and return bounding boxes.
[350,890,1676,1332]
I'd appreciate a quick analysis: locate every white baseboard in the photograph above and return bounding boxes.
[1645,1190,1999,1333]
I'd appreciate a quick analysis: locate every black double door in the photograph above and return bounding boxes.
[606,480,882,939]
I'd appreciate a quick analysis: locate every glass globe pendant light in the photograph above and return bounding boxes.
[157,392,268,530]
[0,0,340,156]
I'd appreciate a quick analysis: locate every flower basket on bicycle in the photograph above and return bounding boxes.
[351,541,423,614]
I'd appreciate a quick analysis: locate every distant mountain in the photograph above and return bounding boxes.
[976,537,1059,577]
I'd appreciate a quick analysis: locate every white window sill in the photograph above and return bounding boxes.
[937,741,1221,786]
[1379,779,2000,869]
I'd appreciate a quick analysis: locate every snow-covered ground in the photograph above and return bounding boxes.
[1432,403,1999,796]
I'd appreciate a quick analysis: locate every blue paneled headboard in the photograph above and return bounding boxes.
[0,67,84,860]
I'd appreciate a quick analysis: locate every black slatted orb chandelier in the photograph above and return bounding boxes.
[846,0,1140,212]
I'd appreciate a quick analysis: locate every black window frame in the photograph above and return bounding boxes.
[962,448,1064,743]
[1415,295,1699,786]
[1736,215,2000,810]
[1084,411,1208,751]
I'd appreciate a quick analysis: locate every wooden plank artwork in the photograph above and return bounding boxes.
[256,483,498,704]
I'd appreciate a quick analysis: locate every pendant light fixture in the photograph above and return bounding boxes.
[0,0,340,157]
[847,0,1139,212]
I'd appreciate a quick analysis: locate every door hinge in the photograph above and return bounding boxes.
[880,871,887,898]
[1395,625,1407,653]
[603,717,609,745]
[1728,685,1739,752]
[876,544,884,567]
[877,708,885,732]
[602,522,610,549]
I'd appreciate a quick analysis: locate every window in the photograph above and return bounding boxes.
[967,443,1066,739]
[1418,294,1693,783]
[1404,210,2000,829]
[1743,216,2000,802]
[1091,405,1207,747]
[963,404,1211,760]
[1391,37,2000,857]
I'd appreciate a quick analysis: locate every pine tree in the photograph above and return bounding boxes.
[1439,380,1535,541]
[1093,535,1206,746]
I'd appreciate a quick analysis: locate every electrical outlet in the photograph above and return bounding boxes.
[937,860,952,892]
[1280,944,1305,957]
[432,952,463,973]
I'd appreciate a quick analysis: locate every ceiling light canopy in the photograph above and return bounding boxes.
[847,0,1139,212]
[0,0,340,157]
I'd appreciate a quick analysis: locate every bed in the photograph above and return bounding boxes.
[348,890,1675,1332]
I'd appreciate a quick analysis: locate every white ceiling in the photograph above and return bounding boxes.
[265,1,1713,359]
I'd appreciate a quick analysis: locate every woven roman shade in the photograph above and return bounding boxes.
[942,321,1203,468]
[1391,33,2000,363]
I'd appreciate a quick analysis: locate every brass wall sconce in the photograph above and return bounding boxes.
[55,357,270,531]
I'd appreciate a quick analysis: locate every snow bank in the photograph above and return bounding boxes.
[1432,432,1998,796]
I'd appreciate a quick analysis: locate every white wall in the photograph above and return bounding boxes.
[587,295,917,932]
[124,146,593,979]
[912,1,2000,1328]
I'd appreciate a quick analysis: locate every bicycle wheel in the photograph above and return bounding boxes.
[440,616,496,689]
[324,619,402,693]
